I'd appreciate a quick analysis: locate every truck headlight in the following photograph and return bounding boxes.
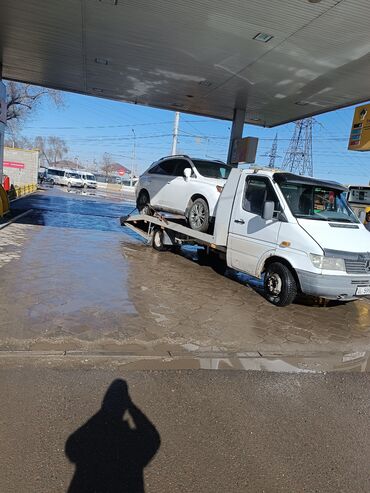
[309,254,345,271]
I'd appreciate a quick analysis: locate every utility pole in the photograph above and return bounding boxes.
[171,112,180,155]
[130,128,136,186]
[281,118,313,176]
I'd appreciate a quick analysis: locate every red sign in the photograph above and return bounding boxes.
[4,161,25,169]
[118,169,125,176]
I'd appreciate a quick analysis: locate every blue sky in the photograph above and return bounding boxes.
[17,90,370,185]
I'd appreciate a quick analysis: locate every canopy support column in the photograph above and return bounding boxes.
[227,107,246,166]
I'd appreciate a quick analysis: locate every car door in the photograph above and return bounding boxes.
[228,175,282,276]
[161,159,195,212]
[145,159,175,207]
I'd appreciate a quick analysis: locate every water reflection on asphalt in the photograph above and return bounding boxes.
[1,188,369,363]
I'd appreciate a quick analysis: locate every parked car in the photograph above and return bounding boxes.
[47,168,83,188]
[80,172,97,189]
[136,156,232,232]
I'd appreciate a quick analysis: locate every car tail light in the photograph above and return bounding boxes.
[216,185,223,193]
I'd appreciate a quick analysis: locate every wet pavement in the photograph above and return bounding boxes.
[0,187,370,368]
[1,367,370,493]
[2,188,370,492]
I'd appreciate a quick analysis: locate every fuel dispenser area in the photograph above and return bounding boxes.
[347,186,370,224]
[347,104,370,227]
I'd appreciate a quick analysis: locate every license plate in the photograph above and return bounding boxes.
[356,286,370,296]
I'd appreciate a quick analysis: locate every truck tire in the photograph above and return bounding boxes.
[137,191,153,216]
[152,228,168,251]
[264,262,297,307]
[188,198,209,232]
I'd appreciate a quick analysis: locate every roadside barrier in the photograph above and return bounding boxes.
[12,183,38,199]
[0,183,37,217]
[0,184,10,218]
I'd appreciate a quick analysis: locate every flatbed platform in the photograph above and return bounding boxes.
[120,213,225,251]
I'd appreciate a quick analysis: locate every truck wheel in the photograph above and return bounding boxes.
[137,191,153,216]
[264,262,297,307]
[152,228,168,251]
[188,198,209,232]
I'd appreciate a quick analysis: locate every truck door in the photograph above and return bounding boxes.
[228,175,282,276]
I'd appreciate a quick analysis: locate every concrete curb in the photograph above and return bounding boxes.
[0,348,367,373]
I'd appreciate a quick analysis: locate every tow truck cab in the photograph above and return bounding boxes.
[214,168,370,306]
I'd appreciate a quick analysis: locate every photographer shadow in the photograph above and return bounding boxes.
[65,379,161,493]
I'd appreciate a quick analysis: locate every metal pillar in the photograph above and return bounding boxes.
[227,107,246,166]
[0,75,5,183]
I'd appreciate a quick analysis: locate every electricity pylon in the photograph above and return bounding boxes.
[281,118,313,176]
[263,133,280,168]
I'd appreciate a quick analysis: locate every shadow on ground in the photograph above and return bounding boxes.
[65,379,161,493]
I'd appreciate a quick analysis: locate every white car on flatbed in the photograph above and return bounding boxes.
[136,155,231,232]
[124,167,370,307]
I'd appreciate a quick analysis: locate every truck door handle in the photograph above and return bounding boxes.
[234,219,245,224]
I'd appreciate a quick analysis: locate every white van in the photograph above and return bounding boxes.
[123,168,370,306]
[80,172,97,189]
[47,168,83,188]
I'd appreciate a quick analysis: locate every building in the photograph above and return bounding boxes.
[3,147,40,186]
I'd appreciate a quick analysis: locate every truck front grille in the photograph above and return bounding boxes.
[345,259,370,274]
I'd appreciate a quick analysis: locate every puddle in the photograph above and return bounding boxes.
[95,349,370,373]
[1,345,369,373]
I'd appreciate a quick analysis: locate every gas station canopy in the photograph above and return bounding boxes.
[1,0,370,127]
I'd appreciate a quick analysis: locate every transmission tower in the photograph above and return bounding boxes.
[262,133,280,168]
[281,118,313,176]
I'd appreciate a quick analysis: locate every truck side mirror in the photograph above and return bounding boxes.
[262,201,275,220]
[183,168,192,180]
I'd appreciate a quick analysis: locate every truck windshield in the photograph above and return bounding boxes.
[86,174,96,181]
[279,183,360,223]
[192,160,231,179]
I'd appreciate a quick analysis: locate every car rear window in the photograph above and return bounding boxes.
[148,160,174,175]
[192,160,231,179]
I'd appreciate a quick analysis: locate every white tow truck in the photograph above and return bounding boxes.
[121,168,370,306]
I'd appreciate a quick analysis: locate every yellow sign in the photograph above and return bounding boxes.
[348,103,370,151]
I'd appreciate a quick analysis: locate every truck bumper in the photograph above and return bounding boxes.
[296,270,370,300]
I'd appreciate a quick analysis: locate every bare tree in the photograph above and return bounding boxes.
[4,134,33,149]
[101,152,116,177]
[6,81,64,125]
[34,135,69,165]
[47,136,68,163]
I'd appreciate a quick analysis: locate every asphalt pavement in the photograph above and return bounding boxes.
[1,365,369,493]
[0,187,370,492]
